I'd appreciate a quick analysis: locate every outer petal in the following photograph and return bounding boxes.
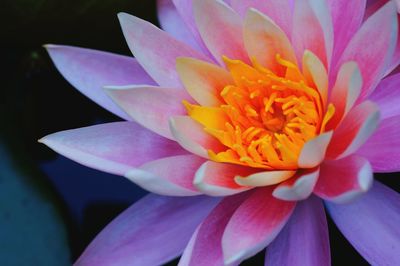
[273,168,320,201]
[292,0,333,68]
[243,9,297,74]
[357,116,400,172]
[194,161,256,196]
[179,193,249,266]
[39,122,187,176]
[326,101,380,159]
[45,45,155,120]
[368,73,400,119]
[105,85,189,140]
[75,194,220,266]
[265,196,330,266]
[222,187,296,264]
[298,131,333,168]
[231,0,293,38]
[193,0,248,65]
[118,12,210,88]
[314,155,373,203]
[326,181,400,266]
[125,155,205,196]
[335,1,398,101]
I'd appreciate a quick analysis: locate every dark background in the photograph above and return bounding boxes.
[1,1,397,265]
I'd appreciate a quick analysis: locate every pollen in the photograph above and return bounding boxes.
[184,55,334,170]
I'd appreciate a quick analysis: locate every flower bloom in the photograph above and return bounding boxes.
[41,0,400,265]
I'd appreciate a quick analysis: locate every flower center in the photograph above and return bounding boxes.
[185,55,334,170]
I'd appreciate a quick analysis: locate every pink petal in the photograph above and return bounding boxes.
[234,170,296,187]
[385,14,400,75]
[75,194,220,266]
[292,0,333,68]
[334,1,398,101]
[243,9,297,73]
[314,155,373,203]
[125,155,205,196]
[357,115,400,172]
[39,122,187,176]
[265,196,330,266]
[302,50,328,106]
[326,0,366,67]
[105,85,189,140]
[45,45,155,120]
[176,57,233,106]
[326,101,380,159]
[298,131,333,168]
[222,187,296,264]
[157,0,203,52]
[326,181,400,265]
[273,168,320,201]
[231,0,293,38]
[193,0,248,64]
[194,161,256,196]
[368,73,400,119]
[179,193,250,266]
[118,12,210,88]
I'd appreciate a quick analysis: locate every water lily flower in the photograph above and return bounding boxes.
[40,0,400,265]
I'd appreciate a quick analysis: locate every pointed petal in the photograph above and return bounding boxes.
[314,155,373,203]
[243,9,297,73]
[335,2,398,101]
[118,12,210,88]
[125,155,204,196]
[298,131,333,168]
[302,50,328,106]
[357,115,400,172]
[39,122,186,176]
[194,161,255,196]
[75,194,220,266]
[326,181,400,266]
[368,73,400,119]
[273,168,320,201]
[326,101,380,159]
[235,170,296,187]
[179,193,250,266]
[292,0,333,67]
[176,57,232,106]
[105,85,189,140]
[222,187,296,264]
[193,0,248,64]
[265,196,330,266]
[45,45,155,120]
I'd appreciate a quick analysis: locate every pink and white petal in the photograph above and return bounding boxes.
[231,0,293,38]
[105,85,190,140]
[302,50,328,106]
[176,57,233,106]
[234,170,296,187]
[368,73,400,119]
[326,101,380,159]
[39,122,187,176]
[357,115,400,172]
[292,0,333,68]
[335,1,398,101]
[265,196,330,266]
[327,62,362,130]
[157,0,203,52]
[118,12,210,88]
[325,181,400,265]
[179,193,250,266]
[243,9,297,74]
[45,45,155,120]
[222,187,296,264]
[327,0,366,67]
[273,168,320,201]
[75,194,220,266]
[314,155,373,203]
[385,15,400,76]
[298,131,333,168]
[124,155,205,196]
[193,0,249,64]
[169,116,226,158]
[194,161,256,196]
